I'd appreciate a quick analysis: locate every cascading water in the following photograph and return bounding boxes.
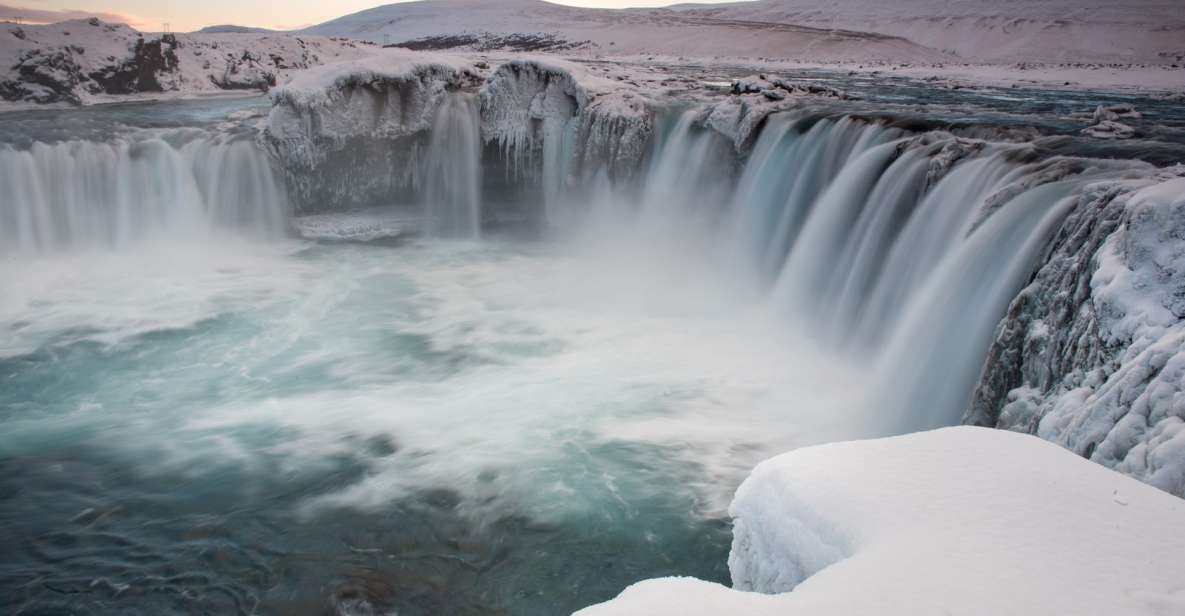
[637,110,736,226]
[0,132,289,256]
[423,92,483,238]
[693,110,1150,437]
[4,84,1177,616]
[729,115,897,280]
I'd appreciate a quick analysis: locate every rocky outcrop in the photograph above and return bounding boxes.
[966,169,1185,498]
[478,58,653,202]
[264,52,482,212]
[0,19,373,105]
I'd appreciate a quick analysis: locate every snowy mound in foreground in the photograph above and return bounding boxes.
[578,427,1185,616]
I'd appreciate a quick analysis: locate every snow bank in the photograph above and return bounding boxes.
[579,427,1185,616]
[969,171,1185,498]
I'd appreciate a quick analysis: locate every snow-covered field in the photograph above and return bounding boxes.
[580,427,1185,616]
[672,0,1185,64]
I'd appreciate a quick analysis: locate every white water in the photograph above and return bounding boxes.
[423,92,483,238]
[0,132,289,256]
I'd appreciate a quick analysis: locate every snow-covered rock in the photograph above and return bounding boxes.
[479,58,652,191]
[968,171,1185,498]
[578,427,1185,615]
[0,19,374,105]
[263,51,481,211]
[1081,120,1137,139]
[1091,103,1142,123]
[262,54,658,213]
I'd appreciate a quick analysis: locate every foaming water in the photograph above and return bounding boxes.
[1,231,851,614]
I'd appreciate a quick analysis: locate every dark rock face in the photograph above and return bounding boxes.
[88,35,181,95]
[6,48,87,104]
[393,33,591,53]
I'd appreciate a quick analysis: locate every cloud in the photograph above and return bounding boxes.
[0,4,149,29]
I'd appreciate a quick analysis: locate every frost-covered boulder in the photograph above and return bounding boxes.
[1081,119,1137,139]
[578,427,1185,615]
[264,51,481,211]
[967,171,1185,498]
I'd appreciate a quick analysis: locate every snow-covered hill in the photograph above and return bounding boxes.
[0,19,374,105]
[669,0,1185,64]
[303,0,1184,65]
[302,0,940,63]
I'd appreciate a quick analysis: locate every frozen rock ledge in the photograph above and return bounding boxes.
[577,427,1185,616]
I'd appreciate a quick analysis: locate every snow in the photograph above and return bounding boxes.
[304,0,940,63]
[968,171,1185,499]
[672,0,1185,65]
[271,49,477,111]
[1038,177,1185,496]
[578,426,1185,616]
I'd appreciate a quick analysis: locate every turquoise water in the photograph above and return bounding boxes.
[1,232,849,614]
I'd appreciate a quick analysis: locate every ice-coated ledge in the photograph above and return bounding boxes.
[263,50,482,212]
[578,427,1185,616]
[968,171,1185,498]
[479,57,652,187]
[268,50,481,140]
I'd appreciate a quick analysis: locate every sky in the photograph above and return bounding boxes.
[0,0,736,32]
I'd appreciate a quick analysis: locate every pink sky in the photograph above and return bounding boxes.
[0,0,734,32]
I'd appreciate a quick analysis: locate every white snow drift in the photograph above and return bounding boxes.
[578,426,1185,616]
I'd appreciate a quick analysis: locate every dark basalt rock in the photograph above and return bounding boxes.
[87,35,180,95]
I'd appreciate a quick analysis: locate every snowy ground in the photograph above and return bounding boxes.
[579,427,1185,616]
[671,0,1185,65]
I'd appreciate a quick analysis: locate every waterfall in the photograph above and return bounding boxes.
[729,116,897,281]
[423,92,483,238]
[636,110,1138,436]
[638,110,735,226]
[0,133,290,256]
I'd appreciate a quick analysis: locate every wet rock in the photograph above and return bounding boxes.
[1081,120,1136,139]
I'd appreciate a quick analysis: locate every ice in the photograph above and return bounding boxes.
[970,173,1185,498]
[579,427,1185,616]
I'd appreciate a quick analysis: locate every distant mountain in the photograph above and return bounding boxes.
[197,24,279,34]
[301,0,939,63]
